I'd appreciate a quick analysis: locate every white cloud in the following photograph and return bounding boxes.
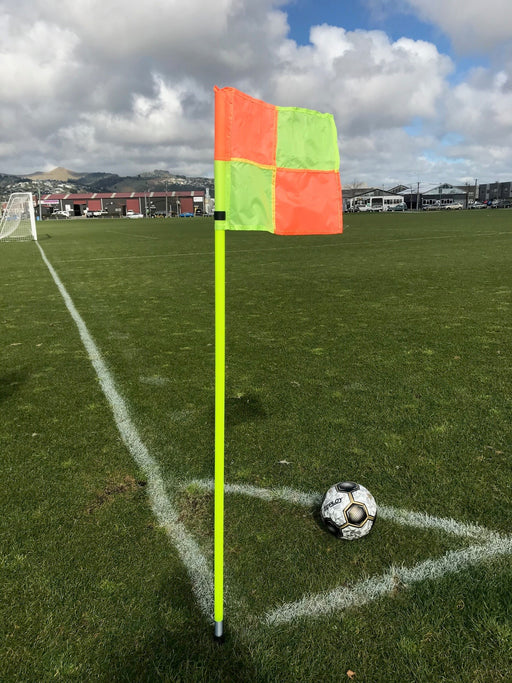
[0,18,79,100]
[0,0,511,186]
[437,62,512,179]
[272,26,452,136]
[402,0,512,53]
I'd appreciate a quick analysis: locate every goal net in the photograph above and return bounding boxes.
[0,192,38,242]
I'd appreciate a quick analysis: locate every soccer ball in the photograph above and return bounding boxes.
[320,481,377,540]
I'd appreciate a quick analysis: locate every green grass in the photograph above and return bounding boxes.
[1,212,511,681]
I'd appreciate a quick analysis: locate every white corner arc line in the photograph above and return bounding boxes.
[186,479,512,626]
[187,478,322,508]
[187,479,502,541]
[264,537,512,626]
[265,536,512,626]
[36,243,213,620]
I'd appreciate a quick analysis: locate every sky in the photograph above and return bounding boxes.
[1,0,512,189]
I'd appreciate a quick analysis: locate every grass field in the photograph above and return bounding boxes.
[1,211,511,681]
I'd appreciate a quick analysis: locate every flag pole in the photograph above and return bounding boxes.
[213,160,226,642]
[211,85,342,642]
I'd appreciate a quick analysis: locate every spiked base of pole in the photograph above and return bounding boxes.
[214,620,225,643]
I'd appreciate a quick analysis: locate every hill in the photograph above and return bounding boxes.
[0,168,215,199]
[26,167,82,182]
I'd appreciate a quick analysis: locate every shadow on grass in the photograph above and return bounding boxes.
[105,570,267,682]
[0,370,28,403]
[225,393,266,426]
[207,392,267,429]
[311,504,335,538]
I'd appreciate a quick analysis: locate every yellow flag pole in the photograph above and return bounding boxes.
[214,160,226,642]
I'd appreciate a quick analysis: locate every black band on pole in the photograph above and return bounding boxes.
[214,211,226,221]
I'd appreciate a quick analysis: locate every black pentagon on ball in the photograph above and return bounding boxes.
[346,502,368,525]
[324,519,341,537]
[335,481,360,493]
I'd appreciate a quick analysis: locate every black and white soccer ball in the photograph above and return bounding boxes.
[320,481,377,540]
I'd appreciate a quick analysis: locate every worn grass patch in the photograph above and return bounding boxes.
[86,474,147,515]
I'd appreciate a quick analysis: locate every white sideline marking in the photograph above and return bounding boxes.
[54,252,212,263]
[106,230,159,240]
[52,226,512,266]
[187,479,512,626]
[53,238,449,264]
[36,243,213,620]
[53,229,511,265]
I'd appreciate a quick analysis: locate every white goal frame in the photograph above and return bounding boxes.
[0,192,38,242]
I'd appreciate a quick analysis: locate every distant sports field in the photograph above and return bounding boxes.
[2,211,511,681]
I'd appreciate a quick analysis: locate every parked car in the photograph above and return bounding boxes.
[355,204,379,212]
[469,202,487,209]
[392,203,407,211]
[179,212,194,218]
[444,202,463,210]
[50,210,71,219]
[126,210,144,219]
[492,199,511,209]
[423,203,441,211]
[86,209,108,217]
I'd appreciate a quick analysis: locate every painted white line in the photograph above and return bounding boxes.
[377,504,497,541]
[187,479,512,626]
[188,479,499,541]
[139,375,170,386]
[53,237,446,264]
[188,478,321,508]
[265,536,512,626]
[36,243,214,620]
[106,230,160,240]
[54,252,212,264]
[53,228,511,265]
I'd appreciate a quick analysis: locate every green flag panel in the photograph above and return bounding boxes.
[227,161,275,231]
[276,107,340,171]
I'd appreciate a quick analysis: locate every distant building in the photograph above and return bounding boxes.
[344,182,478,211]
[397,187,422,210]
[421,183,472,208]
[478,181,512,203]
[38,190,205,217]
[342,187,378,211]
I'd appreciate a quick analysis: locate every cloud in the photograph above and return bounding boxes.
[437,62,512,179]
[0,0,510,186]
[0,18,79,101]
[447,69,512,136]
[0,0,293,175]
[272,26,452,132]
[402,0,512,53]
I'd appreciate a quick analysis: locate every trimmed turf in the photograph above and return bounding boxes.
[1,212,511,681]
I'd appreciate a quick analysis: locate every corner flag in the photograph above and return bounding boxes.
[213,86,343,639]
[214,86,343,235]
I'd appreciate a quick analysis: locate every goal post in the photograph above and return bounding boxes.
[0,192,38,242]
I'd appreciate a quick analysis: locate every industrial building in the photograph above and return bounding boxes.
[420,183,474,208]
[345,183,478,210]
[38,189,208,217]
[478,181,512,204]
